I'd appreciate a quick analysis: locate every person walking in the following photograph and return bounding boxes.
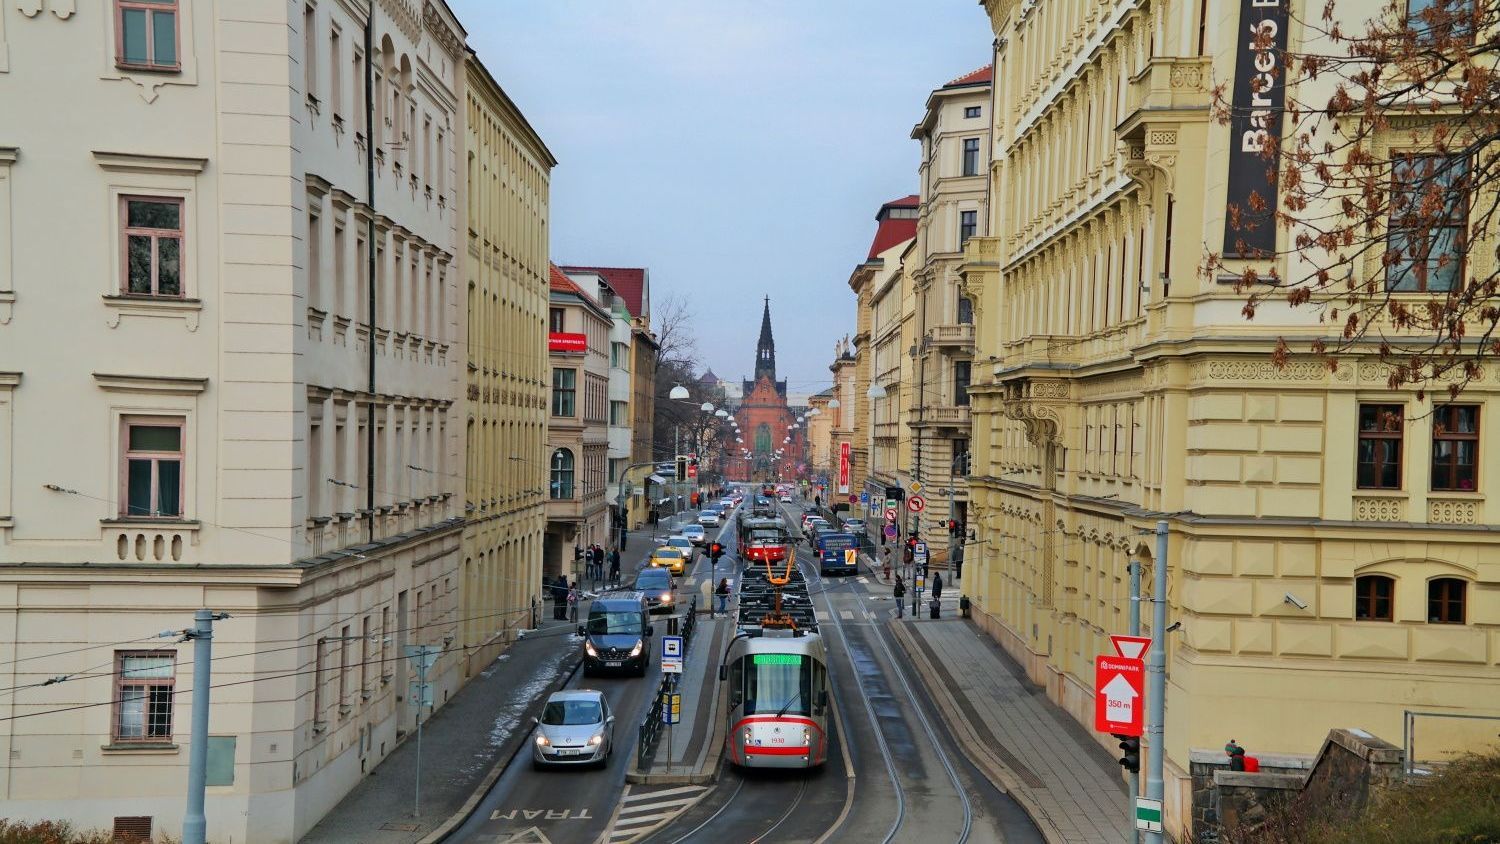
[608,548,621,586]
[553,575,569,621]
[894,574,906,619]
[567,585,579,624]
[932,572,943,602]
[715,578,731,616]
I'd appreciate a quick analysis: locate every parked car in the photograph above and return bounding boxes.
[580,594,653,676]
[635,567,676,614]
[842,518,867,534]
[681,524,707,546]
[806,518,830,542]
[649,546,687,577]
[532,689,615,769]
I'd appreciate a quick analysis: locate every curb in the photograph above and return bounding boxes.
[623,622,728,786]
[418,651,584,844]
[886,620,1070,844]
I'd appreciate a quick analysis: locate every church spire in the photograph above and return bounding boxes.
[754,296,776,382]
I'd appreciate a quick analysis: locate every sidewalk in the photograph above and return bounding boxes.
[300,615,582,844]
[303,529,681,844]
[625,614,729,785]
[890,618,1132,844]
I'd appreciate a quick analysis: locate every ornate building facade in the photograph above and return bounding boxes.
[731,299,800,482]
[961,0,1500,838]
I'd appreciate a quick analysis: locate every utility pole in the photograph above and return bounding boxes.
[405,644,441,817]
[1144,520,1169,844]
[183,609,228,844]
[1128,556,1143,843]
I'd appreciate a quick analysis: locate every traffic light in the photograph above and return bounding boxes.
[709,542,726,561]
[1113,734,1141,773]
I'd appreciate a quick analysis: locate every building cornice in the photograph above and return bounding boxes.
[93,373,209,394]
[92,151,208,175]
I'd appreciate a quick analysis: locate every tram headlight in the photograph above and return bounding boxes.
[743,728,753,744]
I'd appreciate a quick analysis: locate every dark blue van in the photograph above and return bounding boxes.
[817,532,859,575]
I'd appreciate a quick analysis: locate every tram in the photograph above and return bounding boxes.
[721,548,829,769]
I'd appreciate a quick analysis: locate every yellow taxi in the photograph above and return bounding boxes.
[649,546,687,576]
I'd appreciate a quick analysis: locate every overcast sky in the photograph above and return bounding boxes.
[451,1,992,396]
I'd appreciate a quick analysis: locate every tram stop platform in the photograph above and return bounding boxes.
[626,610,731,785]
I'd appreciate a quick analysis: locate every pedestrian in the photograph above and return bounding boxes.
[882,546,893,581]
[553,575,569,621]
[715,577,730,616]
[591,545,603,581]
[1225,740,1247,771]
[932,572,943,602]
[608,548,621,585]
[894,574,906,619]
[567,585,579,624]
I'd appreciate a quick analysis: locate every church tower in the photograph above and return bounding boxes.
[754,296,776,383]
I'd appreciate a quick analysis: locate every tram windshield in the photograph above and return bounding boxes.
[749,529,786,543]
[742,653,811,716]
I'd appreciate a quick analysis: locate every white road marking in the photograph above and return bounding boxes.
[611,810,677,827]
[840,609,855,620]
[619,784,704,803]
[616,795,702,814]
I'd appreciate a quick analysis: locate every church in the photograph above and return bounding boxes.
[730,298,803,482]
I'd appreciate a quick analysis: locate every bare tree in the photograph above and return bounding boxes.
[1210,0,1499,398]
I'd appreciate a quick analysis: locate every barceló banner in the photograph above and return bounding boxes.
[548,332,587,352]
[1222,0,1289,258]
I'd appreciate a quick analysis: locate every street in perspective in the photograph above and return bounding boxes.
[1,1,1499,843]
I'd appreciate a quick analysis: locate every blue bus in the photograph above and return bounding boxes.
[817,532,860,576]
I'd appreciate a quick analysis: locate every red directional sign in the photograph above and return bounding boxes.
[1094,655,1145,736]
[906,495,926,513]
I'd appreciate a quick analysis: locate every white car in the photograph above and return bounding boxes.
[698,510,723,527]
[532,689,614,770]
[681,524,707,545]
[779,495,793,503]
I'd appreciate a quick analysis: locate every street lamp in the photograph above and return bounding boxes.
[669,383,689,400]
[867,383,888,399]
[715,409,729,418]
[700,402,715,413]
[828,398,840,408]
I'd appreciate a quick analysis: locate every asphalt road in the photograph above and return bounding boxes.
[642,501,1044,844]
[443,510,733,844]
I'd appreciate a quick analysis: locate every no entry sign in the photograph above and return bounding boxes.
[1094,654,1144,736]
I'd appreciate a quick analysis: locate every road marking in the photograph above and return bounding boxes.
[840,609,855,620]
[616,795,702,814]
[619,784,704,803]
[606,784,709,843]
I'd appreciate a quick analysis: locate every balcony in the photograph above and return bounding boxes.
[929,323,975,349]
[874,421,900,440]
[911,405,970,430]
[1116,57,1213,144]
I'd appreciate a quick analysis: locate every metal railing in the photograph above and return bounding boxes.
[636,595,698,772]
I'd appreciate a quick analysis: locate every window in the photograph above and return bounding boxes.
[957,295,974,325]
[353,49,366,136]
[960,210,978,245]
[610,400,629,426]
[303,4,317,100]
[122,417,184,518]
[307,210,322,309]
[1387,154,1468,292]
[962,138,980,176]
[1427,577,1466,624]
[964,105,982,118]
[330,25,342,116]
[114,651,175,743]
[116,0,179,71]
[1406,0,1476,42]
[1357,404,1403,489]
[611,342,630,369]
[121,196,184,297]
[550,448,575,499]
[954,361,972,407]
[1431,405,1478,491]
[549,307,565,333]
[551,368,576,417]
[1355,575,1394,621]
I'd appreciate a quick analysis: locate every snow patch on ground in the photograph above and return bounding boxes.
[447,651,574,784]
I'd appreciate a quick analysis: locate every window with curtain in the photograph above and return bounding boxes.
[1357,404,1404,489]
[1387,154,1468,292]
[1430,405,1478,491]
[550,448,574,499]
[114,651,176,742]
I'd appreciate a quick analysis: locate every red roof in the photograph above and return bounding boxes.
[557,266,647,319]
[945,64,993,87]
[549,262,581,295]
[866,195,920,260]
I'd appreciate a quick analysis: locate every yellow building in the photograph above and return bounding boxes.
[458,57,555,673]
[829,340,861,505]
[962,0,1500,838]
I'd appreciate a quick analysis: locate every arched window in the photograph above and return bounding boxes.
[1354,575,1394,621]
[550,448,574,500]
[755,423,771,454]
[1428,577,1467,624]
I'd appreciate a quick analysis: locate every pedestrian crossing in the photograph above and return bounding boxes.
[605,784,708,843]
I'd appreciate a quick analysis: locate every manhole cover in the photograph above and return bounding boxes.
[380,822,422,832]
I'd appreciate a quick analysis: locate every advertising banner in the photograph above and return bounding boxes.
[548,331,588,352]
[837,441,851,494]
[1222,0,1290,257]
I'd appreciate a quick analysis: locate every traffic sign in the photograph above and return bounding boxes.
[848,494,858,504]
[844,549,859,568]
[906,495,927,513]
[1110,634,1152,660]
[884,498,897,512]
[1094,655,1145,736]
[883,524,898,539]
[662,691,682,724]
[913,541,929,566]
[885,507,898,522]
[908,481,924,494]
[661,635,684,674]
[1135,798,1163,832]
[860,492,870,503]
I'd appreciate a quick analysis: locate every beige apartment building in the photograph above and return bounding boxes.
[850,197,920,515]
[806,389,833,488]
[458,57,554,675]
[909,66,990,542]
[0,1,471,841]
[828,340,860,505]
[545,265,610,580]
[961,0,1500,838]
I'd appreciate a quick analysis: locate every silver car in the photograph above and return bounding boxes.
[532,689,615,769]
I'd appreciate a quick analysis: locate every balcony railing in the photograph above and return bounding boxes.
[1118,57,1213,142]
[930,323,975,349]
[918,406,970,427]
